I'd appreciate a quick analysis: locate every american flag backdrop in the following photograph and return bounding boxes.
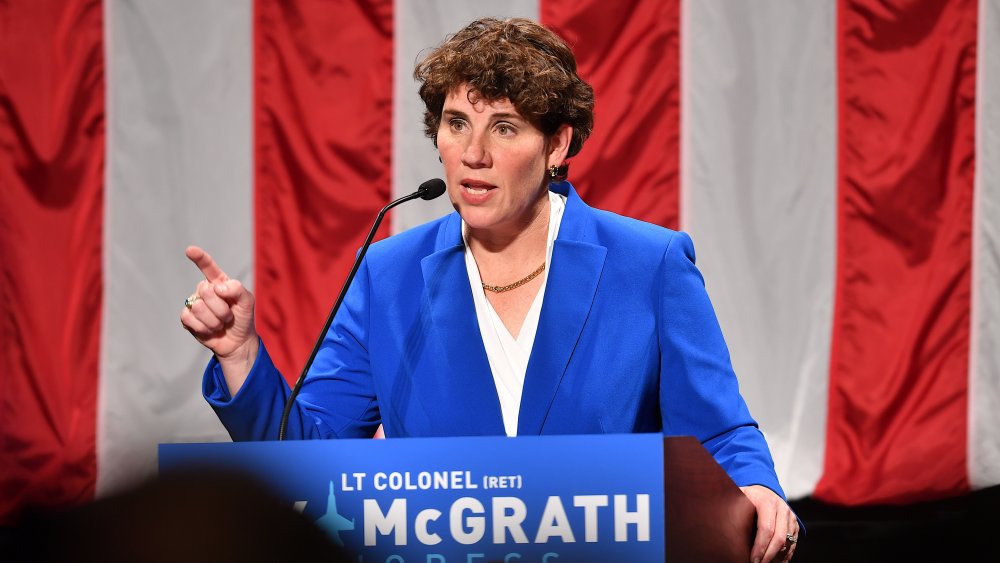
[2,0,999,522]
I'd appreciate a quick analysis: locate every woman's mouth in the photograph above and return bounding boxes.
[459,180,497,202]
[461,180,496,193]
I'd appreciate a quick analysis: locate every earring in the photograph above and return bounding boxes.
[548,165,559,179]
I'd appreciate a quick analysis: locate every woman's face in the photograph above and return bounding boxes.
[437,84,570,238]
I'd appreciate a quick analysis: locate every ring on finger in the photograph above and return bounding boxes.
[786,534,798,544]
[184,293,200,309]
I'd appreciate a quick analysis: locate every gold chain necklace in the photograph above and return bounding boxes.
[482,262,546,293]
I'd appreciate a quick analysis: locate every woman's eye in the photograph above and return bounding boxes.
[496,123,514,136]
[449,119,467,132]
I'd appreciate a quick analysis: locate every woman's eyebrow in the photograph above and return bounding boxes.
[442,108,525,122]
[490,112,524,122]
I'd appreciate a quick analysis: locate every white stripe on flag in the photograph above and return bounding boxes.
[391,0,540,234]
[98,0,252,495]
[970,0,1000,490]
[682,1,837,499]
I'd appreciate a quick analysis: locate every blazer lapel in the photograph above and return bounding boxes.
[419,216,506,435]
[517,184,607,435]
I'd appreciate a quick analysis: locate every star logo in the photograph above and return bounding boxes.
[316,481,355,547]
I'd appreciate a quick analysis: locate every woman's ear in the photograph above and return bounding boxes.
[547,124,573,167]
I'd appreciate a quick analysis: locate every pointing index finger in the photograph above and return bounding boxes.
[185,246,229,283]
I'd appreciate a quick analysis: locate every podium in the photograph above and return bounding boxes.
[160,434,753,561]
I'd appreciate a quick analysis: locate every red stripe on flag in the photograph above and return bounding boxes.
[0,0,104,522]
[254,0,394,381]
[818,0,977,505]
[542,0,680,229]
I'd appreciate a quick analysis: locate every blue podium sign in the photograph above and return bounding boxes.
[160,434,665,561]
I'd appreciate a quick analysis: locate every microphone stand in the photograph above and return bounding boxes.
[278,179,446,440]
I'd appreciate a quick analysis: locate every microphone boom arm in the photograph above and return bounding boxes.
[278,179,446,440]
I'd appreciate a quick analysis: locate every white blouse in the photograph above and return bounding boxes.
[463,191,567,436]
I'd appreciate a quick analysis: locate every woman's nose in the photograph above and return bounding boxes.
[461,134,491,168]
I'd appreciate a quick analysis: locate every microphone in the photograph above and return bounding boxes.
[278,178,447,440]
[419,178,446,200]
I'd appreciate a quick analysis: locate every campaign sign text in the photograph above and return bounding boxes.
[159,433,664,561]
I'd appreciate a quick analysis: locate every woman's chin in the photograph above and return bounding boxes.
[459,210,498,231]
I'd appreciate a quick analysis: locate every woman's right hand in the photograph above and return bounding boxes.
[180,246,259,394]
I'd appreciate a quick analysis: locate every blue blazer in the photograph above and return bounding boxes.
[204,182,784,496]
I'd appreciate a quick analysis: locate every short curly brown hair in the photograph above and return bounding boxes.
[414,18,594,161]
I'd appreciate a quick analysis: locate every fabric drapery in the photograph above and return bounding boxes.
[0,0,104,520]
[1,0,998,522]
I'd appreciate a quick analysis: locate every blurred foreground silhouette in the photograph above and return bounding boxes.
[3,470,351,563]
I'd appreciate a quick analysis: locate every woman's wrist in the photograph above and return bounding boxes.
[216,336,260,397]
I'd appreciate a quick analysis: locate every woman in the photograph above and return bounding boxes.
[181,17,799,562]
